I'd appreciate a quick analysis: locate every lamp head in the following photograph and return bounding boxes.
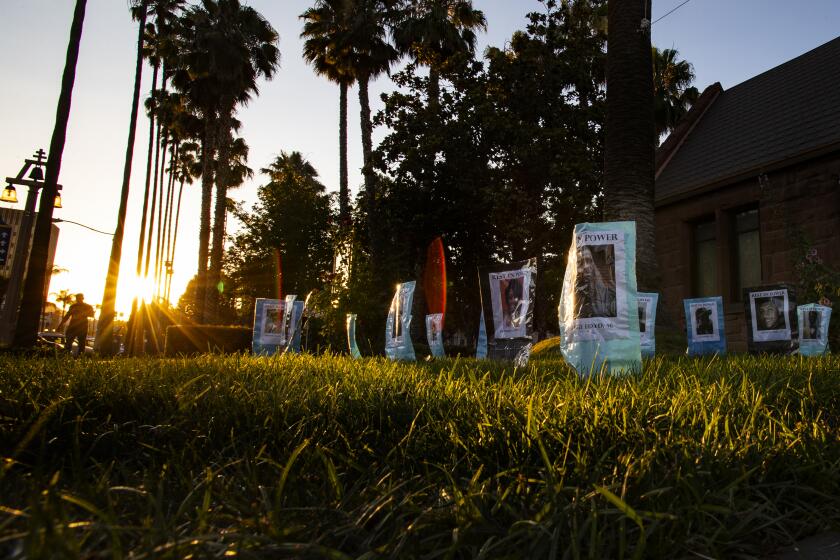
[53,193,62,209]
[1,185,18,204]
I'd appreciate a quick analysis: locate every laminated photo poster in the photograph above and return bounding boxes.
[424,237,447,358]
[637,292,659,358]
[744,284,797,354]
[558,222,641,375]
[798,303,831,356]
[478,258,536,364]
[385,281,416,361]
[683,297,726,356]
[346,313,362,358]
[475,309,487,359]
[252,297,287,355]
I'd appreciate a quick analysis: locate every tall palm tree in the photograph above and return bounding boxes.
[602,0,658,291]
[95,0,151,354]
[14,0,88,348]
[301,0,356,224]
[393,0,486,111]
[345,0,398,223]
[653,46,698,142]
[175,0,279,323]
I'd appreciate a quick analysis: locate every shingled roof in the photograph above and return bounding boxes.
[655,36,840,205]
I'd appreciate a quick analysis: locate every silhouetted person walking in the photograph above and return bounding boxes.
[57,293,94,355]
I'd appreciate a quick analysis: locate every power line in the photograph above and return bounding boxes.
[653,0,692,25]
[52,218,114,236]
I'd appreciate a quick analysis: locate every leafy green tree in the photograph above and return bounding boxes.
[173,0,280,323]
[225,152,335,324]
[653,46,698,141]
[371,0,605,336]
[392,0,486,112]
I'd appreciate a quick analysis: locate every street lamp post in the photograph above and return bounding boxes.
[0,150,63,346]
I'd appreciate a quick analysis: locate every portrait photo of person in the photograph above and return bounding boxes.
[574,244,617,318]
[755,296,786,331]
[695,306,714,335]
[803,309,822,340]
[499,277,525,329]
[263,305,283,334]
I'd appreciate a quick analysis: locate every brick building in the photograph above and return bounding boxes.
[654,37,840,351]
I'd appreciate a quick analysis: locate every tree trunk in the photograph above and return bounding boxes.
[161,142,178,302]
[603,0,658,291]
[126,58,158,355]
[339,80,349,224]
[144,108,162,277]
[135,62,158,277]
[95,3,148,355]
[428,66,440,116]
[166,178,185,303]
[154,115,170,293]
[358,72,374,212]
[206,112,232,324]
[196,113,217,323]
[14,0,87,348]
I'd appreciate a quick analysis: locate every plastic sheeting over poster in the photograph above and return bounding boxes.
[558,222,641,375]
[346,313,362,358]
[425,313,445,357]
[478,259,536,364]
[638,292,658,358]
[476,310,487,359]
[798,303,831,356]
[253,295,303,355]
[385,281,416,361]
[744,284,797,354]
[684,296,726,356]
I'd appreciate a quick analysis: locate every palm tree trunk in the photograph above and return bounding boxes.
[428,66,440,116]
[206,113,233,324]
[14,0,87,348]
[339,80,349,224]
[94,1,148,355]
[154,128,169,293]
[196,113,217,323]
[166,178,185,303]
[358,73,374,208]
[603,0,658,291]
[135,63,158,277]
[161,142,178,302]
[144,109,162,278]
[127,59,158,355]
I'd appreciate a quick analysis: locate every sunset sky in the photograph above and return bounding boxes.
[1,0,838,316]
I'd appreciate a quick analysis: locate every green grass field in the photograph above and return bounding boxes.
[1,353,839,559]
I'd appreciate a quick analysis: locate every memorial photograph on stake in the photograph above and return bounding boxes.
[798,303,831,356]
[558,222,640,375]
[346,313,362,358]
[252,298,286,355]
[479,259,536,362]
[426,313,444,357]
[684,297,726,356]
[385,281,416,361]
[744,284,797,353]
[637,292,658,357]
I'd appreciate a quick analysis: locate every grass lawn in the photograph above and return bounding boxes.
[1,353,839,558]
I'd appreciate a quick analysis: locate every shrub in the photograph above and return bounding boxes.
[164,324,252,356]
